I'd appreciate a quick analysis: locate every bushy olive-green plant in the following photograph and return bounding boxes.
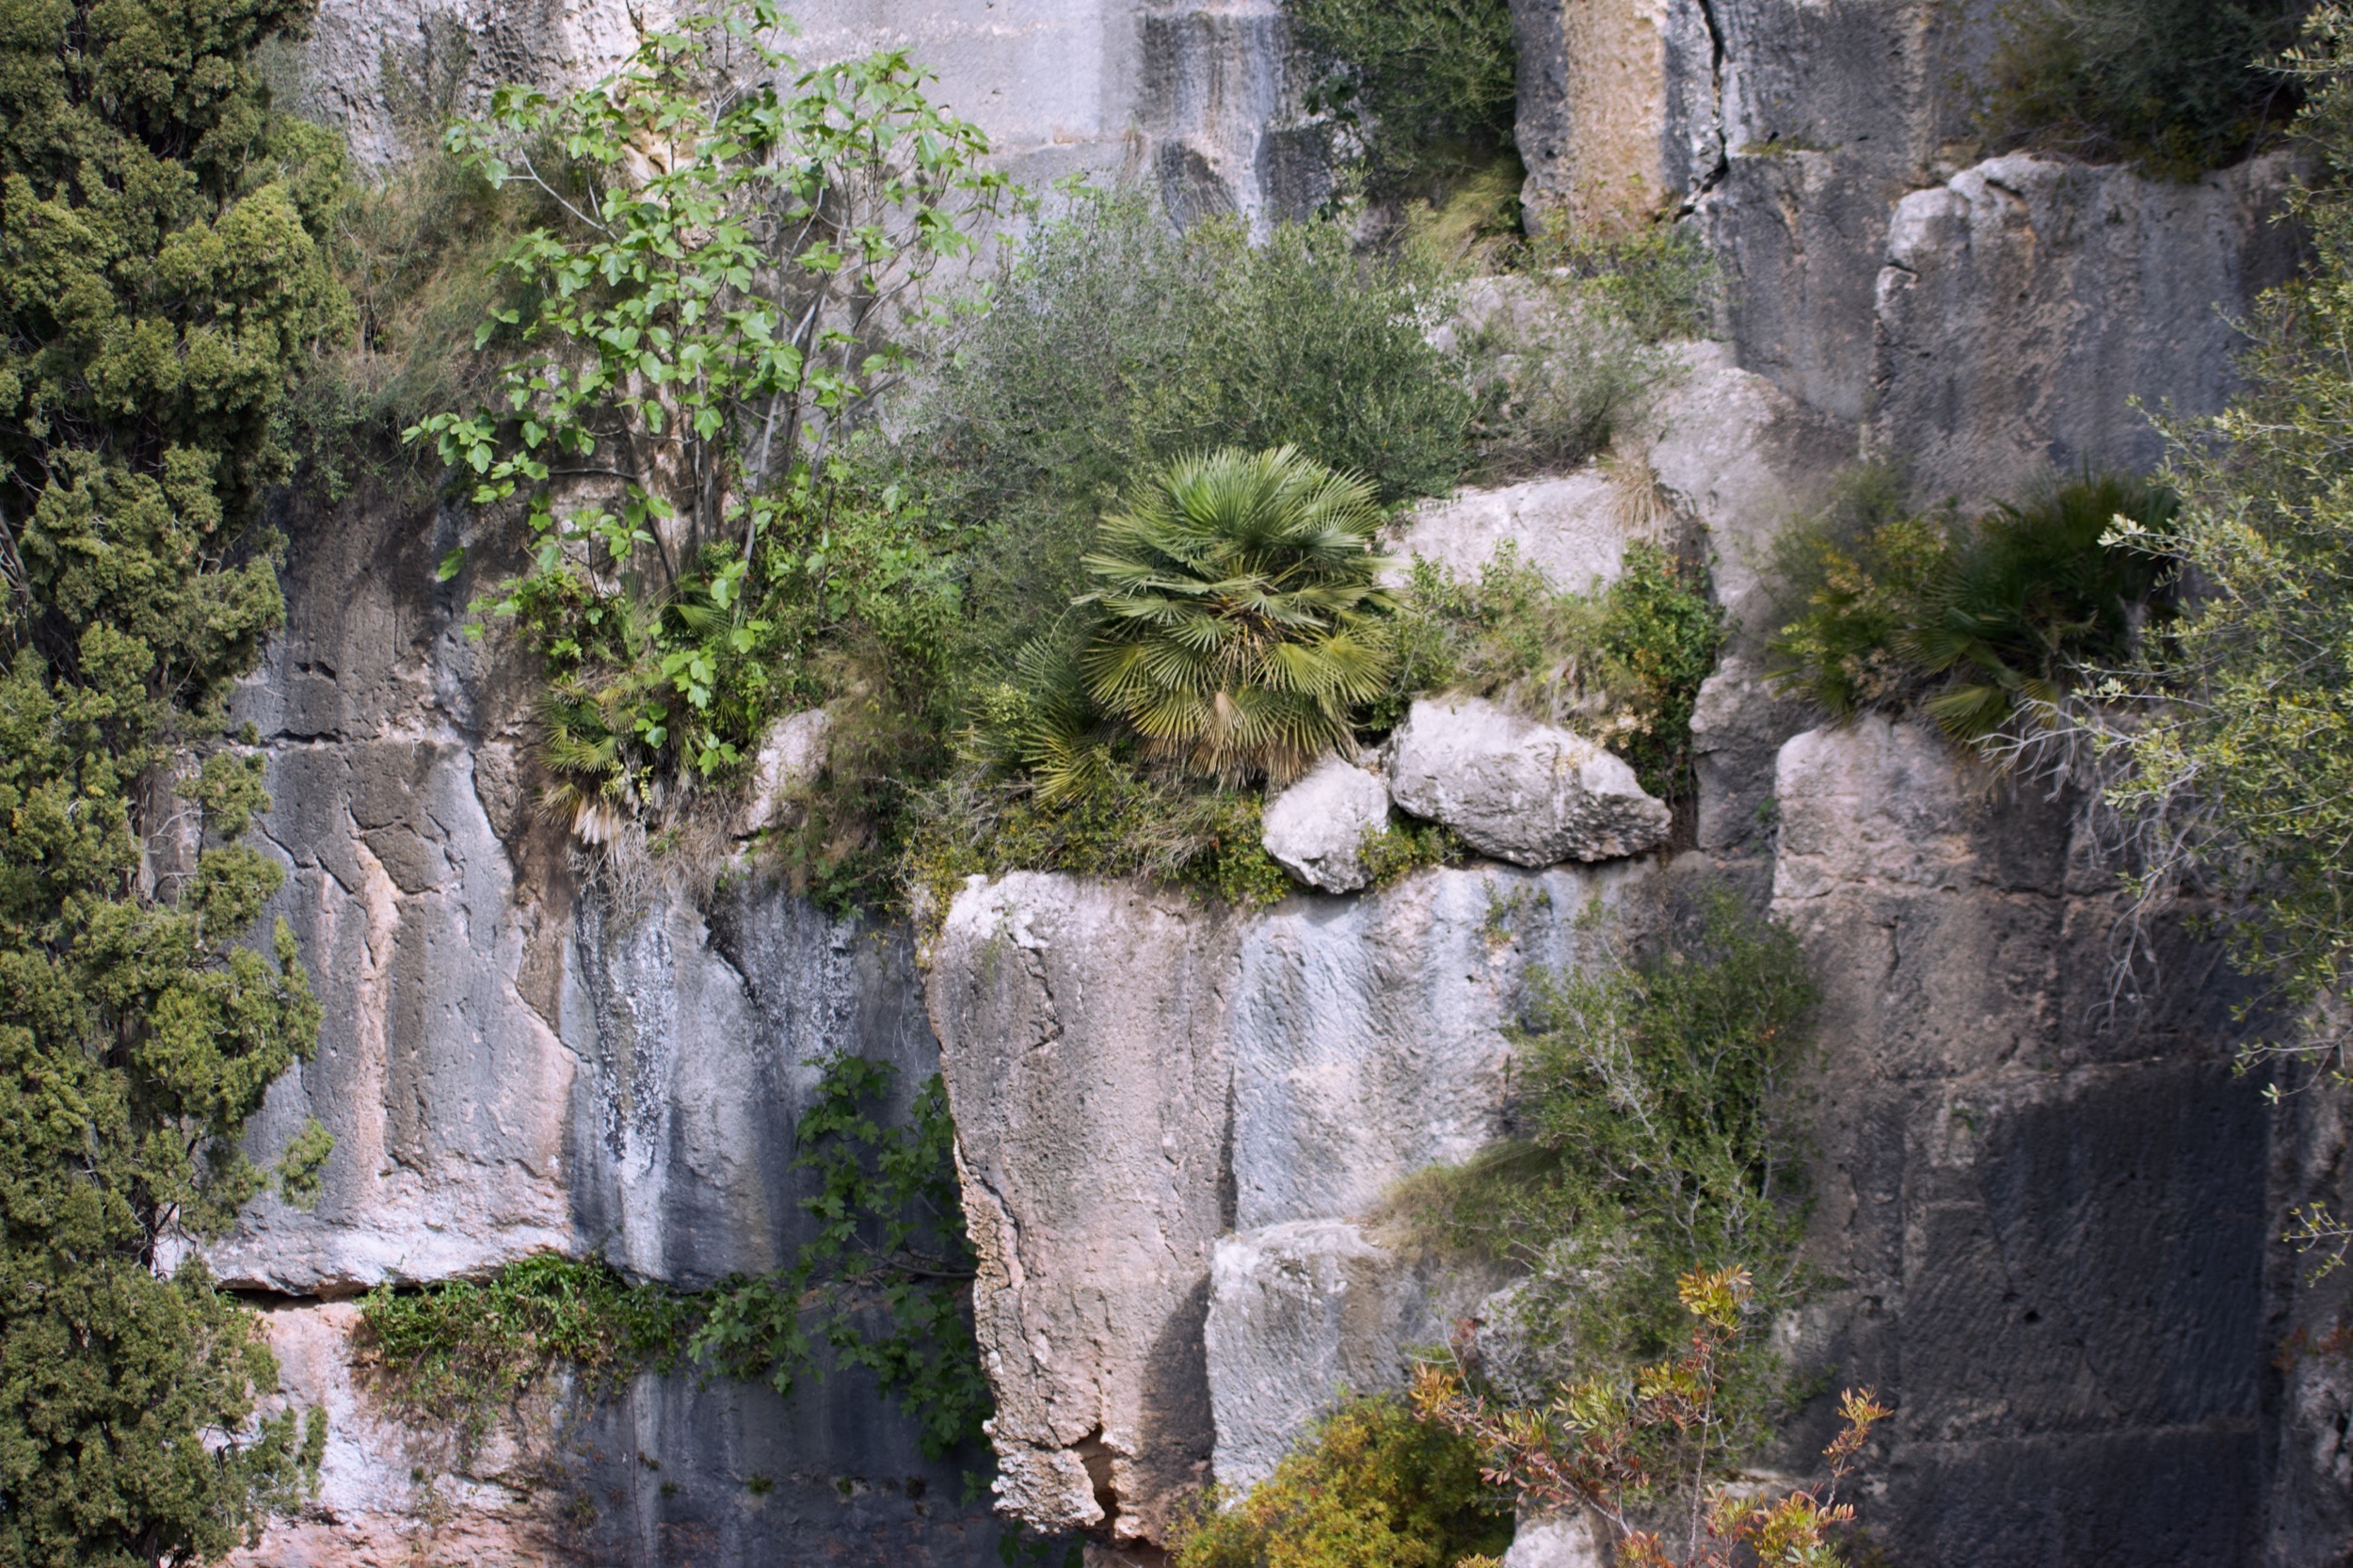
[1386,888,1815,1415]
[1977,0,2305,178]
[1281,0,1519,195]
[361,1054,990,1464]
[1768,471,2176,743]
[1383,541,1724,800]
[1170,1394,1511,1568]
[1078,447,1396,786]
[0,0,347,1557]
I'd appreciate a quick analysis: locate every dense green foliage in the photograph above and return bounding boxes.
[1385,541,1724,801]
[1170,1395,1510,1568]
[412,0,1006,833]
[1768,471,2177,743]
[360,1054,988,1464]
[2105,5,2353,1068]
[1388,890,1815,1423]
[1978,0,2306,177]
[1280,0,1518,196]
[1075,447,1395,788]
[0,0,346,1557]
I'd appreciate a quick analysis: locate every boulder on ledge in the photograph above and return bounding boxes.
[1260,754,1388,892]
[1385,696,1668,866]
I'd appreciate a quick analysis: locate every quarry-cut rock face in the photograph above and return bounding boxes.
[1385,696,1669,867]
[927,862,1659,1544]
[1771,717,2270,1568]
[1871,152,2303,512]
[1259,753,1388,892]
[1204,1221,1507,1494]
[296,0,1326,228]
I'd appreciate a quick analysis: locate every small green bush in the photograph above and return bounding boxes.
[1281,0,1519,197]
[1977,0,2306,178]
[1384,888,1815,1420]
[1382,540,1724,801]
[1170,1394,1511,1568]
[1768,471,2176,742]
[360,1056,991,1464]
[1522,223,1717,345]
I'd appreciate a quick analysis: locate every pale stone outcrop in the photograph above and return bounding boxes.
[928,874,1241,1543]
[1385,696,1668,867]
[1384,469,1640,594]
[1260,755,1387,892]
[737,707,832,835]
[1502,1512,1609,1568]
[1204,1221,1505,1493]
[930,862,1660,1541]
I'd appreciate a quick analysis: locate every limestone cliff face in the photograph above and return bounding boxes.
[216,2,2323,1565]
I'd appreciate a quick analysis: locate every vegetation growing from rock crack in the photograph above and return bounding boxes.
[0,0,351,1557]
[1278,0,1519,200]
[1765,468,2179,744]
[1381,888,1817,1456]
[359,1054,988,1464]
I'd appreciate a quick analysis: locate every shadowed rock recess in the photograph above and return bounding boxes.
[210,1,2321,1564]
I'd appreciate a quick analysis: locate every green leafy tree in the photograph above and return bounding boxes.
[1281,0,1518,195]
[0,0,345,1558]
[411,0,1007,828]
[1077,446,1396,787]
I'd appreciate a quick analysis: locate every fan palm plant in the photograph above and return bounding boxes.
[1078,446,1398,785]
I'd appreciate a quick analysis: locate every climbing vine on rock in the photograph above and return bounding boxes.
[0,0,349,1558]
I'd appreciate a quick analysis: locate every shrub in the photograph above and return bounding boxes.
[1078,447,1397,787]
[1977,0,2306,178]
[360,1055,991,1464]
[1415,1269,1887,1568]
[1382,540,1724,801]
[914,189,1475,679]
[2100,3,2353,1080]
[1281,0,1519,197]
[1767,471,2176,743]
[1384,888,1815,1416]
[1170,1394,1512,1568]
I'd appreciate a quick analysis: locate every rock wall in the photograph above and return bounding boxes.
[294,0,1324,227]
[212,1,2326,1563]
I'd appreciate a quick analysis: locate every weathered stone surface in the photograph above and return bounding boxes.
[1204,1221,1504,1493]
[1229,861,1655,1230]
[931,863,1660,1538]
[737,707,831,835]
[1260,754,1387,892]
[1641,344,1853,660]
[928,874,1241,1543]
[1385,696,1668,867]
[1510,0,1719,230]
[1384,469,1638,594]
[1501,1511,1608,1568]
[296,0,1325,228]
[1770,718,2270,1567]
[1871,152,2302,512]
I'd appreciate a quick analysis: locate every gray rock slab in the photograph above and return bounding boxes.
[1204,1220,1506,1494]
[1871,152,2302,512]
[1229,861,1657,1231]
[1260,754,1387,892]
[1385,696,1669,867]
